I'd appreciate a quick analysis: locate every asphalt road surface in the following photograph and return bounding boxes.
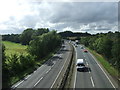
[12,41,71,89]
[74,44,118,89]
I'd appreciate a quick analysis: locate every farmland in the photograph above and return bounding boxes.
[2,41,28,56]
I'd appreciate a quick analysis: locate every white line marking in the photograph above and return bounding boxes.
[50,43,70,88]
[89,52,116,88]
[14,80,24,88]
[46,70,49,74]
[34,70,36,73]
[25,75,31,80]
[90,77,95,87]
[52,64,54,68]
[46,68,51,74]
[74,45,77,88]
[37,64,45,70]
[34,77,43,87]
[49,68,51,71]
[86,62,89,66]
[12,45,63,89]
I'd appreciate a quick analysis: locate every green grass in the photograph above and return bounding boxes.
[86,47,118,77]
[2,41,28,56]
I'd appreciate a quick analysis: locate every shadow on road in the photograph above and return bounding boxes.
[45,55,63,66]
[44,46,70,66]
[45,60,54,66]
[77,67,91,72]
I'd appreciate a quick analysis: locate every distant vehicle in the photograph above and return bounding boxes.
[75,44,78,47]
[75,40,79,44]
[81,46,83,49]
[76,59,85,71]
[83,49,88,52]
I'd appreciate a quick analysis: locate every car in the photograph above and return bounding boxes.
[76,59,85,71]
[74,44,78,47]
[83,49,88,52]
[75,45,78,47]
[81,47,84,49]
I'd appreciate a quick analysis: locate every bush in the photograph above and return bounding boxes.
[80,32,120,72]
[2,53,36,88]
[28,31,61,60]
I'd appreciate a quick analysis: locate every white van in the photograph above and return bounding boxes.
[76,59,85,71]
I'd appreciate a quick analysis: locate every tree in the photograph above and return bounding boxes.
[80,37,89,46]
[101,36,113,59]
[20,28,35,45]
[111,32,120,71]
[2,34,20,43]
[28,31,61,60]
[2,44,10,88]
[32,28,49,39]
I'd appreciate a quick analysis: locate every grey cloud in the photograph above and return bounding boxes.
[19,15,40,28]
[49,2,117,24]
[0,2,118,34]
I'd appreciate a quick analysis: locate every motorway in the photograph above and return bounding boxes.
[74,44,118,89]
[12,41,118,89]
[12,41,72,89]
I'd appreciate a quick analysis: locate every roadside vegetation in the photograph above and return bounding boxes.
[80,31,120,81]
[87,48,118,77]
[2,41,28,56]
[2,28,61,88]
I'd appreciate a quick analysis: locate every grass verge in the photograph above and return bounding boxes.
[87,47,119,79]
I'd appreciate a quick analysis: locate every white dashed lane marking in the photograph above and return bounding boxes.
[34,77,43,87]
[90,76,95,87]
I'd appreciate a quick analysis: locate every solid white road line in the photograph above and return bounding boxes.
[33,77,43,87]
[25,75,31,80]
[90,76,95,87]
[14,80,24,88]
[73,45,77,89]
[89,52,116,88]
[34,70,37,73]
[50,43,69,88]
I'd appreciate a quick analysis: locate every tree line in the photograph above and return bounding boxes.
[59,31,91,38]
[80,31,120,72]
[2,28,49,45]
[2,28,61,88]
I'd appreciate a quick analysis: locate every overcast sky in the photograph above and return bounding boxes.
[0,0,118,34]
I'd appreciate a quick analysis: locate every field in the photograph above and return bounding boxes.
[2,41,28,56]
